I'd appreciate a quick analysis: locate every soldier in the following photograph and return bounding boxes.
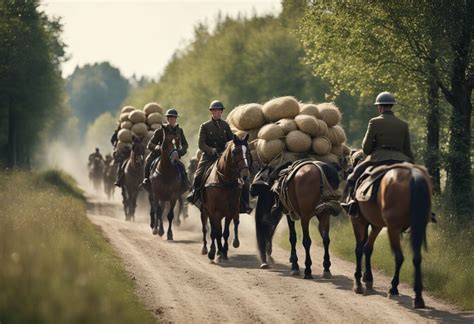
[186,100,252,214]
[110,125,131,188]
[341,91,414,216]
[88,147,104,165]
[141,108,189,190]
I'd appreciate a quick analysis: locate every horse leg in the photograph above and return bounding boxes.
[149,193,155,229]
[387,227,404,297]
[287,215,299,276]
[352,219,369,294]
[208,218,217,261]
[214,218,225,263]
[200,211,208,255]
[222,216,232,260]
[167,202,175,241]
[363,226,382,292]
[412,241,424,308]
[158,201,168,237]
[318,215,332,278]
[232,215,240,248]
[301,217,313,279]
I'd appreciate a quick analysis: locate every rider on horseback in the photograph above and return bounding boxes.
[111,125,132,188]
[142,108,189,190]
[88,147,105,166]
[341,92,414,216]
[186,100,253,214]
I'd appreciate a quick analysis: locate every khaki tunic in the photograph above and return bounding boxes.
[362,111,414,162]
[198,118,233,157]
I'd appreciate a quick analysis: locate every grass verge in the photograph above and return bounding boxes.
[0,170,153,323]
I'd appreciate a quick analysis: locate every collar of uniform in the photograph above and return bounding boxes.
[381,110,394,115]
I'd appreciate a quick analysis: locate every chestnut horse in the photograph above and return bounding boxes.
[253,160,342,278]
[200,134,251,262]
[122,138,145,221]
[149,128,186,240]
[348,150,432,308]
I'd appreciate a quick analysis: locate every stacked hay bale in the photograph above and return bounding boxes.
[227,96,350,167]
[115,102,163,155]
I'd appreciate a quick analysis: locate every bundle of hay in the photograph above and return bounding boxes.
[285,130,312,153]
[294,115,327,137]
[317,102,341,127]
[150,123,161,131]
[258,123,284,141]
[116,141,132,152]
[128,110,146,124]
[299,103,321,119]
[147,112,163,125]
[276,118,297,134]
[233,103,265,130]
[120,121,133,130]
[312,136,332,155]
[119,113,129,122]
[143,102,163,115]
[121,105,135,113]
[256,139,285,164]
[131,122,148,137]
[262,96,299,122]
[118,129,132,143]
[326,125,346,145]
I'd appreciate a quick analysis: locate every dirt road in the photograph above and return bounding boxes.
[87,194,472,323]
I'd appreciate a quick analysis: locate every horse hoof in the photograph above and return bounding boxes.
[158,228,164,237]
[322,271,332,279]
[233,240,240,248]
[152,228,158,235]
[260,263,270,269]
[208,251,215,260]
[365,281,373,290]
[167,234,173,241]
[388,288,399,296]
[201,247,208,255]
[290,269,300,276]
[304,273,313,280]
[413,297,425,309]
[353,284,364,294]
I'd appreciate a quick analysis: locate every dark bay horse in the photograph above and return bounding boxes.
[122,138,145,221]
[149,128,186,240]
[252,160,342,279]
[348,151,432,308]
[200,134,251,263]
[103,158,117,200]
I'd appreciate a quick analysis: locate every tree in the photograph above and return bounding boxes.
[0,0,67,168]
[298,1,473,218]
[65,62,129,135]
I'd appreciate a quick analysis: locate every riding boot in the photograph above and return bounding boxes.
[341,179,358,217]
[115,166,124,187]
[141,155,153,189]
[239,183,253,214]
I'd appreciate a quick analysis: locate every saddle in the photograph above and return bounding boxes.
[354,162,429,202]
[272,159,341,221]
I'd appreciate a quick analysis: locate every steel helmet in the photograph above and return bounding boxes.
[209,100,225,110]
[165,108,179,117]
[374,92,396,105]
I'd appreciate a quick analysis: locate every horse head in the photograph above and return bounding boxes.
[131,136,145,166]
[231,133,252,181]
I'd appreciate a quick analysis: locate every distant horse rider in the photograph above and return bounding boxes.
[88,147,104,166]
[341,91,414,216]
[186,100,252,214]
[142,108,190,190]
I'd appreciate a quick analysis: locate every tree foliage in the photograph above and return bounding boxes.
[0,0,67,167]
[65,62,129,135]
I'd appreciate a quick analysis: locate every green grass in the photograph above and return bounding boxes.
[0,170,154,323]
[278,212,474,310]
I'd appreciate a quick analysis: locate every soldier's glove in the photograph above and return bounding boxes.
[154,147,161,153]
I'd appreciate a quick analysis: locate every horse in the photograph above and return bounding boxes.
[89,157,104,191]
[121,138,145,221]
[252,159,343,278]
[347,150,432,308]
[149,128,186,239]
[103,158,117,200]
[200,134,251,262]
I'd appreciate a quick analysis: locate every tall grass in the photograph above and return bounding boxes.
[280,211,474,310]
[0,170,153,323]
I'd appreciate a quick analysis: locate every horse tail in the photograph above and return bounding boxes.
[409,168,430,253]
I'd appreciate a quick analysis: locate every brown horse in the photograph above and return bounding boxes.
[200,134,251,262]
[348,150,432,308]
[122,138,145,221]
[253,160,342,278]
[149,128,186,239]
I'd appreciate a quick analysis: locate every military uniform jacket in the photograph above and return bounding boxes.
[198,118,233,157]
[362,111,414,162]
[147,124,189,157]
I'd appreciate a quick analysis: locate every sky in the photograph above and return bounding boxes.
[41,0,282,79]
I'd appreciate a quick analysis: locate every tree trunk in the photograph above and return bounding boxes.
[425,76,441,193]
[7,105,17,168]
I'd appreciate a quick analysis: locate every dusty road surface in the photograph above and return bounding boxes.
[87,193,472,323]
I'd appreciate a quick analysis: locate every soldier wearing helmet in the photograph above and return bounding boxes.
[141,108,189,190]
[88,147,104,166]
[186,100,252,213]
[341,92,414,216]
